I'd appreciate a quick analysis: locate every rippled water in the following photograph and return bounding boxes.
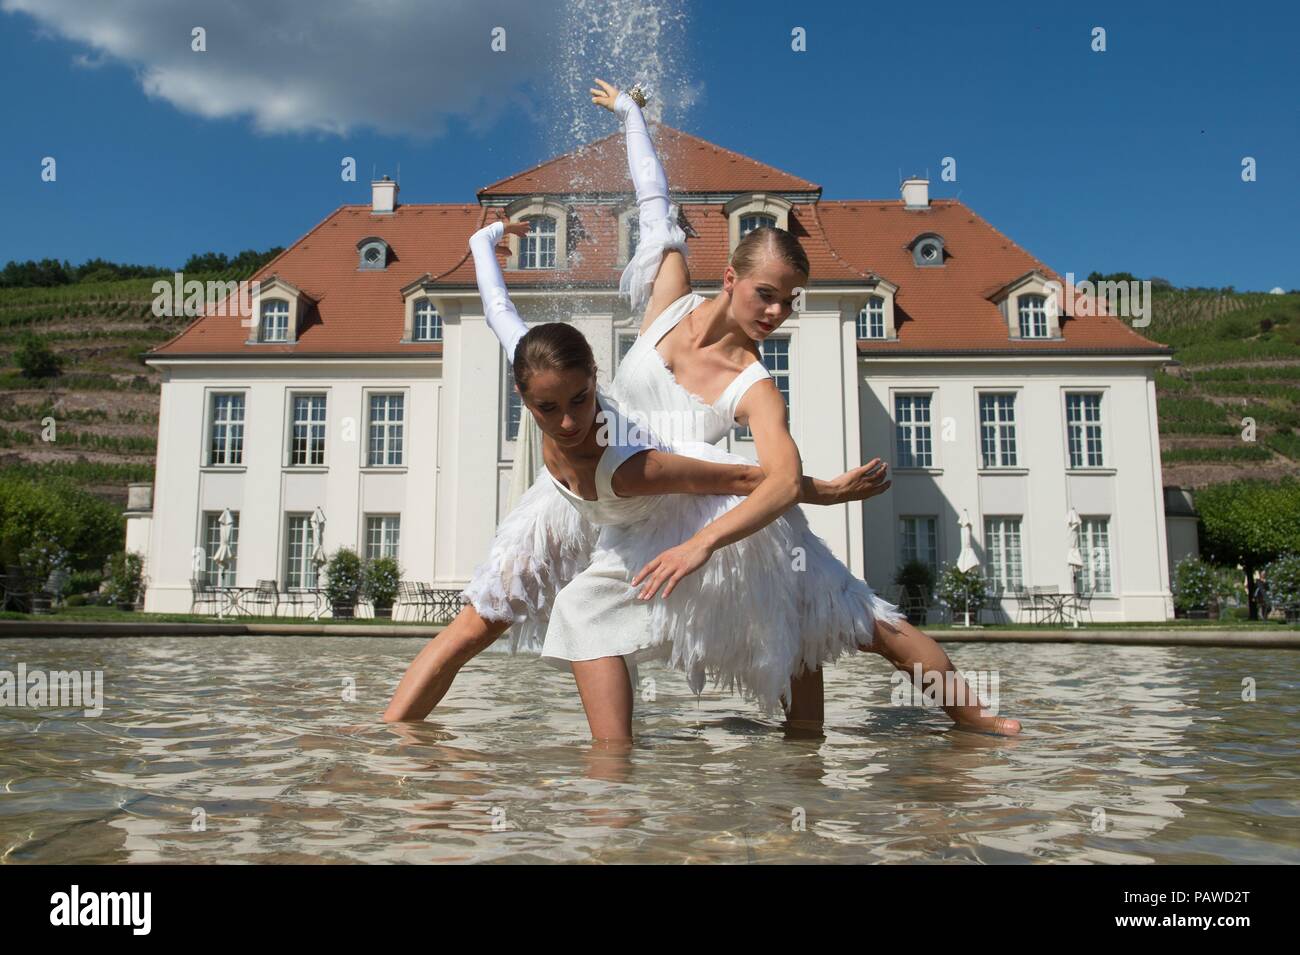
[1,636,1297,864]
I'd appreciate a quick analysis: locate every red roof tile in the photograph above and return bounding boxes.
[151,133,1166,359]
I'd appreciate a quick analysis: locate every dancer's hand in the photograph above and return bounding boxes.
[590,78,621,112]
[631,538,713,600]
[828,458,890,504]
[503,221,531,238]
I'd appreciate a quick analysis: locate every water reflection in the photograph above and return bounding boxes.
[1,636,1296,864]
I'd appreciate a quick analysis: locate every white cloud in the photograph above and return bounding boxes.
[2,0,562,138]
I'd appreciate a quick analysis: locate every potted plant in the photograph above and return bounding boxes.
[364,555,402,619]
[19,538,69,614]
[1172,556,1223,619]
[894,559,935,625]
[936,563,987,627]
[103,551,145,611]
[1264,553,1300,624]
[324,548,363,619]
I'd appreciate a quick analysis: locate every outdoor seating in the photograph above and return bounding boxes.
[396,580,430,622]
[246,579,280,617]
[1070,587,1094,625]
[190,576,222,615]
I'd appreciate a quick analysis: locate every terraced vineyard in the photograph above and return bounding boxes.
[1148,289,1300,488]
[1,279,1296,506]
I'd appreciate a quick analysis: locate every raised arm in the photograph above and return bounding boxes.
[591,79,690,326]
[468,219,528,360]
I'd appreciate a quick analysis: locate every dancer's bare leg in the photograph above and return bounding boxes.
[570,656,634,741]
[783,667,825,730]
[383,604,508,722]
[865,617,1021,736]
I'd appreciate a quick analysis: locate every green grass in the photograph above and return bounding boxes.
[1157,396,1239,435]
[0,606,445,627]
[1,460,154,484]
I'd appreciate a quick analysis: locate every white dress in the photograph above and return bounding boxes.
[536,291,904,710]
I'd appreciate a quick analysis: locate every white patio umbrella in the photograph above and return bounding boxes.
[310,506,327,618]
[955,509,980,627]
[212,508,234,619]
[1066,508,1085,569]
[1066,508,1085,629]
[507,411,544,511]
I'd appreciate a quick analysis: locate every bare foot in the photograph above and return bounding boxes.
[951,714,1022,737]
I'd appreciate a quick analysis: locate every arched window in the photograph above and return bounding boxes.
[413,299,442,341]
[739,213,776,239]
[857,296,886,339]
[519,215,557,269]
[1018,295,1048,337]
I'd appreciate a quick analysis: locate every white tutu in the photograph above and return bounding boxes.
[543,439,904,713]
[460,473,600,654]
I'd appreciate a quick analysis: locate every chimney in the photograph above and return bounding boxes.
[901,177,930,210]
[371,175,398,214]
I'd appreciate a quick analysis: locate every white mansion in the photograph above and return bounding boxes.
[132,126,1180,621]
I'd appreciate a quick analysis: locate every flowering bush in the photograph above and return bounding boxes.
[324,548,364,607]
[1172,556,1226,612]
[1264,553,1300,614]
[104,551,145,609]
[363,556,402,608]
[935,564,987,618]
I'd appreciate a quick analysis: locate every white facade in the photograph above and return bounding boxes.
[137,292,1173,621]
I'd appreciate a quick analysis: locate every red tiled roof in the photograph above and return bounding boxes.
[150,133,1166,358]
[815,200,1167,354]
[479,125,820,197]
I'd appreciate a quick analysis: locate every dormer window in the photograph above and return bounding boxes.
[628,219,640,259]
[519,215,556,269]
[1018,295,1049,337]
[989,270,1065,340]
[357,237,389,271]
[857,296,887,339]
[724,194,792,255]
[260,300,289,342]
[740,213,776,239]
[908,233,946,267]
[413,299,442,341]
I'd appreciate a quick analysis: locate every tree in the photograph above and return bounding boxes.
[14,333,64,379]
[1196,478,1300,618]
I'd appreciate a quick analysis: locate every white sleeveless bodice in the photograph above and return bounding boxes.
[544,390,664,527]
[611,292,772,449]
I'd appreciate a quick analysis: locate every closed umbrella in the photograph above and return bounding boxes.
[1066,508,1085,569]
[309,506,327,618]
[955,509,980,627]
[213,508,234,619]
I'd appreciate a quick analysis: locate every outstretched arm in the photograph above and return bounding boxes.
[591,78,690,326]
[468,220,530,360]
[612,450,891,506]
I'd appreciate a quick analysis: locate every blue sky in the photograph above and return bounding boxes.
[1,0,1296,290]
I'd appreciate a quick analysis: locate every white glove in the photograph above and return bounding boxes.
[615,92,688,315]
[469,220,527,360]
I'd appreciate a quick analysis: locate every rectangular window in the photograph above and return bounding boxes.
[983,517,1024,595]
[979,393,1018,468]
[519,216,556,269]
[202,511,239,587]
[413,300,442,341]
[734,337,791,439]
[1065,393,1104,468]
[899,516,938,575]
[894,394,934,468]
[285,514,318,590]
[505,360,523,442]
[290,394,327,466]
[367,393,404,466]
[1074,518,1113,594]
[261,300,289,342]
[365,515,401,561]
[209,393,245,466]
[617,332,637,367]
[1018,295,1049,337]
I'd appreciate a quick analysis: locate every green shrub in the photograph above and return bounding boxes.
[1264,554,1300,613]
[0,473,123,571]
[103,551,144,608]
[14,333,64,378]
[935,564,987,618]
[363,556,402,607]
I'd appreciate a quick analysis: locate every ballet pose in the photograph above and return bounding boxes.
[385,79,1019,739]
